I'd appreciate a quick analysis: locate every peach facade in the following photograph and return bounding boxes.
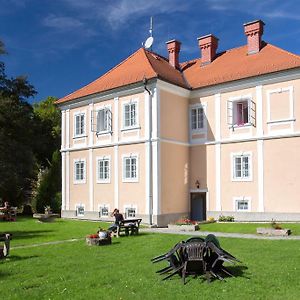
[59,67,300,226]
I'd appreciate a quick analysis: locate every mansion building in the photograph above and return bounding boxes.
[56,20,300,226]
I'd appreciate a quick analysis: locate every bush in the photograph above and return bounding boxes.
[218,215,235,222]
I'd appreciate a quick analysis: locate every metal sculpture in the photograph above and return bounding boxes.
[151,234,240,284]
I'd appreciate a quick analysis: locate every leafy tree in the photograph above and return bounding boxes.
[0,41,37,206]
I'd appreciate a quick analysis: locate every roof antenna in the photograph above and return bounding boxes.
[143,16,154,51]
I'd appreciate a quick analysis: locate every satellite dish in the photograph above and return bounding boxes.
[144,36,154,49]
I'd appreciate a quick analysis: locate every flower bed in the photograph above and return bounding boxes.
[168,217,199,231]
[86,231,112,246]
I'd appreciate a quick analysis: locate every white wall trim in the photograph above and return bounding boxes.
[152,140,159,215]
[61,152,66,210]
[256,85,263,136]
[114,145,119,209]
[66,109,70,149]
[61,110,66,149]
[88,103,94,146]
[156,79,190,98]
[215,143,221,211]
[257,140,264,212]
[66,152,70,210]
[89,149,93,210]
[215,93,221,141]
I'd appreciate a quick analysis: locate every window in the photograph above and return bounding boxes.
[232,153,252,181]
[124,102,137,128]
[99,206,109,217]
[236,101,249,126]
[125,207,136,218]
[97,157,110,183]
[227,97,255,127]
[74,160,85,183]
[235,199,250,211]
[96,108,111,133]
[74,113,85,136]
[76,205,85,216]
[123,156,138,181]
[191,107,204,130]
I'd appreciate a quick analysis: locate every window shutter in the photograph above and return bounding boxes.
[250,100,256,127]
[106,108,112,132]
[227,100,233,127]
[91,110,97,132]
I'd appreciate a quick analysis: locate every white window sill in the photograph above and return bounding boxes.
[121,126,141,132]
[122,178,139,183]
[74,180,86,185]
[191,128,206,133]
[236,210,250,212]
[267,118,296,124]
[232,178,252,182]
[96,131,112,136]
[77,214,85,217]
[96,180,111,184]
[73,135,87,139]
[229,123,252,129]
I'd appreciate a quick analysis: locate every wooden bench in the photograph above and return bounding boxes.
[115,219,142,237]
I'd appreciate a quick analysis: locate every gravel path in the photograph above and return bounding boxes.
[140,228,300,240]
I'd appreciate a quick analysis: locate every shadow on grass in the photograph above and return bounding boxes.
[224,265,250,279]
[8,230,54,241]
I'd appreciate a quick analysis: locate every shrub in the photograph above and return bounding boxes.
[175,216,198,225]
[207,216,215,222]
[218,215,235,222]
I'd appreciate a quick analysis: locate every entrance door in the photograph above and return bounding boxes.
[190,192,206,221]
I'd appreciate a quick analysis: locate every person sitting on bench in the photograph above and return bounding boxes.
[108,208,124,233]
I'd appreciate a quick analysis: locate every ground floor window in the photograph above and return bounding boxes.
[99,206,109,217]
[235,199,250,211]
[125,207,136,218]
[76,204,85,216]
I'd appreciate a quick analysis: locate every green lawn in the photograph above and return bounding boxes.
[198,222,300,235]
[1,218,300,299]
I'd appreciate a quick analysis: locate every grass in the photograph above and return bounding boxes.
[198,222,300,235]
[1,218,300,299]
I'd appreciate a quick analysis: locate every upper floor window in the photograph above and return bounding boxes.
[227,96,255,128]
[124,102,137,128]
[74,113,85,137]
[97,157,110,183]
[191,107,204,130]
[123,155,138,182]
[97,108,112,134]
[74,159,86,183]
[232,153,252,181]
[125,207,136,218]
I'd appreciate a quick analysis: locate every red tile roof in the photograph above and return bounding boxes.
[182,43,300,89]
[56,48,188,104]
[56,42,300,104]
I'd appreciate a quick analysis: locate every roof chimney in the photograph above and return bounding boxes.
[244,20,265,55]
[166,39,181,69]
[198,34,219,66]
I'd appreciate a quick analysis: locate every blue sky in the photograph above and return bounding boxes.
[1,0,300,102]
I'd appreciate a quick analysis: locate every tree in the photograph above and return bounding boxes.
[0,41,37,206]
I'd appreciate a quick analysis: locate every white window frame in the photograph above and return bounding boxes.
[267,86,295,124]
[190,103,207,132]
[122,154,139,182]
[96,156,111,183]
[98,204,110,218]
[124,205,137,219]
[75,204,85,217]
[122,99,139,130]
[231,152,252,182]
[95,105,112,135]
[227,95,254,128]
[233,197,251,212]
[73,111,86,138]
[74,159,86,184]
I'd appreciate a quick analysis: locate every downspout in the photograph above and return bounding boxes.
[143,77,153,225]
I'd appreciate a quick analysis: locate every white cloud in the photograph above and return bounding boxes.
[43,15,84,30]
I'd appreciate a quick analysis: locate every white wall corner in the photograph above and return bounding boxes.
[114,145,119,209]
[89,149,94,211]
[215,143,221,211]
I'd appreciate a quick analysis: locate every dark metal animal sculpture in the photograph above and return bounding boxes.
[151,234,240,284]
